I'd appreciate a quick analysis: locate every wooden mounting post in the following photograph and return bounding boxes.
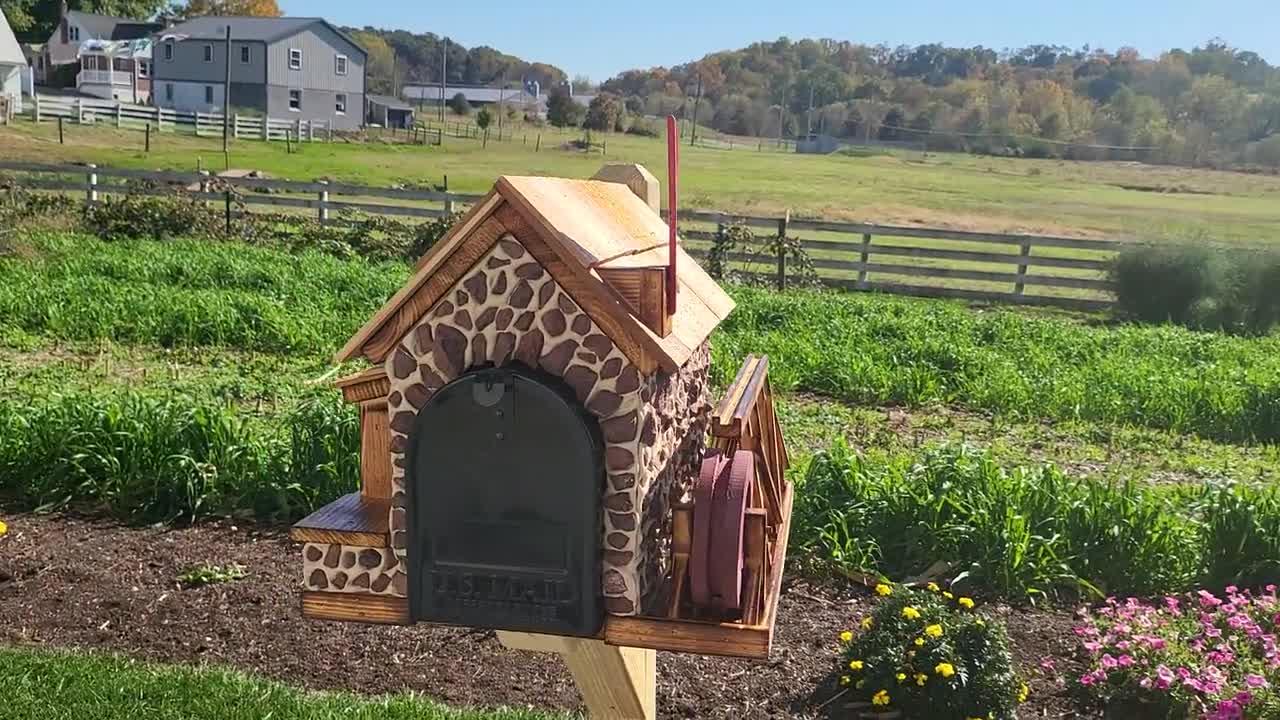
[497,632,656,720]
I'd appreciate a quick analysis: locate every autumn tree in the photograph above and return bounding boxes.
[583,92,621,132]
[2,0,168,36]
[350,30,395,95]
[171,0,281,17]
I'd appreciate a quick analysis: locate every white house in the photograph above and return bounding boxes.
[35,1,159,86]
[77,38,151,103]
[0,7,27,115]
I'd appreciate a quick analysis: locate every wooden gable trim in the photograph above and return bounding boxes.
[335,366,390,404]
[491,202,659,375]
[333,190,503,363]
[495,178,675,374]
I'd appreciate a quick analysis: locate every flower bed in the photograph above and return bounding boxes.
[836,583,1027,719]
[1070,587,1280,719]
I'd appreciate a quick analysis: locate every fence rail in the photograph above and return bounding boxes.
[0,161,1123,311]
[29,94,331,142]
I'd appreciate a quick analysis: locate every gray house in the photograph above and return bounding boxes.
[153,16,366,130]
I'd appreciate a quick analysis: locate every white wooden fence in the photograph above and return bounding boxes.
[29,94,331,142]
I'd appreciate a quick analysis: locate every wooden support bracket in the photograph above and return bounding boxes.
[497,631,656,720]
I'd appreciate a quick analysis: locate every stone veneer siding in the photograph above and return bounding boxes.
[302,543,405,596]
[380,234,709,615]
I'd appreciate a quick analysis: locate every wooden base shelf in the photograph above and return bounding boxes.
[604,481,793,660]
[301,591,410,625]
[290,493,390,547]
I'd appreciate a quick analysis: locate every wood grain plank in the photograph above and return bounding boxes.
[335,367,389,404]
[301,592,409,625]
[290,493,389,546]
[603,614,770,660]
[360,402,392,499]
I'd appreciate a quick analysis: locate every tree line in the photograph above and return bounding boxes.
[599,37,1280,167]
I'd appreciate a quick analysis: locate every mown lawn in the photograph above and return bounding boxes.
[0,647,564,720]
[2,119,1279,244]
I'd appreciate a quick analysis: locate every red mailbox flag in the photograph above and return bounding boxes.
[666,115,678,314]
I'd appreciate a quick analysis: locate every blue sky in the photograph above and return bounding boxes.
[283,0,1280,82]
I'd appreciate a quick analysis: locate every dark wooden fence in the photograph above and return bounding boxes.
[0,161,1121,311]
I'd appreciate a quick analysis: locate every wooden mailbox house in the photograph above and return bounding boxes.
[291,165,793,710]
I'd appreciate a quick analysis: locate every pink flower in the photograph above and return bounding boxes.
[1155,665,1174,690]
[1266,584,1276,594]
[1101,654,1118,669]
[1245,674,1269,689]
[1083,641,1102,653]
[1199,590,1223,608]
[1118,655,1135,668]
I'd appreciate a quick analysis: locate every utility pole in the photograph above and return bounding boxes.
[497,70,505,138]
[391,48,398,98]
[689,72,703,148]
[222,23,231,167]
[439,38,448,123]
[805,83,814,137]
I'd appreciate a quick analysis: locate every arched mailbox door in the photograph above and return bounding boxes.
[408,365,605,637]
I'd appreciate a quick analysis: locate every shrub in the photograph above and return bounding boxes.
[1109,244,1280,335]
[83,191,221,242]
[1071,588,1280,719]
[838,585,1025,719]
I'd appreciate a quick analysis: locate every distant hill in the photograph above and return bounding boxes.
[344,27,566,99]
[600,38,1280,168]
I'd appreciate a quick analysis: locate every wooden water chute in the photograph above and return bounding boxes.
[288,161,792,718]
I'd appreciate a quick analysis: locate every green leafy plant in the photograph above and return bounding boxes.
[837,585,1025,719]
[178,563,248,587]
[83,188,223,243]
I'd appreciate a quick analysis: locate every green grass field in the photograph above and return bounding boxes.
[2,119,1279,245]
[0,648,562,720]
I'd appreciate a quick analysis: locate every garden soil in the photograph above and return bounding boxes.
[0,512,1089,718]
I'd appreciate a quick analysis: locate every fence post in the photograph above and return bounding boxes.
[775,210,789,291]
[198,169,211,193]
[145,122,151,152]
[858,233,873,288]
[317,180,330,224]
[1014,241,1033,296]
[58,116,64,144]
[85,163,98,206]
[115,102,122,129]
[154,105,161,131]
[32,93,40,123]
[535,133,541,152]
[74,98,82,124]
[232,113,239,139]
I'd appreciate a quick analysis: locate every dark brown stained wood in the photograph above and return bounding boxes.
[360,211,509,362]
[360,401,392,499]
[335,367,390,404]
[334,190,503,363]
[290,493,390,547]
[301,592,410,625]
[492,202,659,375]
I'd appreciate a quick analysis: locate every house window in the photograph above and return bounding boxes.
[203,44,213,63]
[165,83,173,102]
[164,41,174,61]
[69,26,80,42]
[288,48,302,70]
[240,45,250,64]
[205,86,214,104]
[288,89,301,111]
[137,61,149,78]
[335,93,346,114]
[335,55,348,76]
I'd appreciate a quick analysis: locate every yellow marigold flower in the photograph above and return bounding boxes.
[958,597,975,609]
[915,673,928,687]
[935,662,956,679]
[861,616,874,630]
[875,583,893,597]
[926,581,940,592]
[839,675,851,686]
[872,690,890,707]
[896,672,907,683]
[913,637,925,647]
[901,606,921,620]
[839,630,853,643]
[0,520,7,536]
[943,591,954,600]
[1018,682,1029,703]
[856,679,866,689]
[848,660,864,671]
[925,624,943,638]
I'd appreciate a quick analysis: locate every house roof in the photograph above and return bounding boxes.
[367,94,412,111]
[336,174,734,374]
[66,10,160,41]
[157,16,366,56]
[1,8,28,66]
[403,85,536,105]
